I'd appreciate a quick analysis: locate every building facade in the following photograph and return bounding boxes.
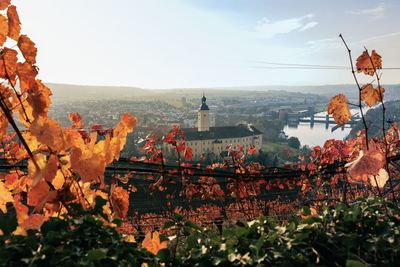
[182,95,263,159]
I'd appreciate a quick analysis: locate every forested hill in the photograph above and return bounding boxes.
[47,83,400,103]
[348,100,400,139]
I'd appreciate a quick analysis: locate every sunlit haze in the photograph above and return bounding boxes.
[13,0,400,88]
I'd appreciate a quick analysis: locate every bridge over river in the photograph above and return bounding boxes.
[287,108,361,131]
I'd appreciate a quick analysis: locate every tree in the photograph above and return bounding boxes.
[287,137,301,149]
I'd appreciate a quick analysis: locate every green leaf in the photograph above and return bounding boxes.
[87,248,107,261]
[94,196,107,211]
[173,213,183,221]
[156,248,171,261]
[0,213,17,236]
[302,206,311,216]
[346,260,368,267]
[163,221,175,229]
[187,236,198,249]
[184,220,202,230]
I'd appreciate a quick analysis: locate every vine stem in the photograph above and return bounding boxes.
[364,47,396,202]
[339,34,369,150]
[0,96,40,173]
[1,51,31,124]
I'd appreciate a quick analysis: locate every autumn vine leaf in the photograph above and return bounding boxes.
[346,141,386,183]
[327,93,352,125]
[0,0,10,10]
[110,185,129,219]
[16,61,38,92]
[7,5,20,41]
[356,50,382,76]
[361,83,384,107]
[184,146,193,161]
[0,14,8,46]
[141,231,168,255]
[0,47,17,80]
[17,35,37,64]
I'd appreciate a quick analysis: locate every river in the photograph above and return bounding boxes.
[283,110,360,147]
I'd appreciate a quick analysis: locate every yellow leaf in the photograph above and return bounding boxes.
[361,83,384,107]
[0,180,13,213]
[370,168,389,188]
[327,94,351,125]
[141,231,168,255]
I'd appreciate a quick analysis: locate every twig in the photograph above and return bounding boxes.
[364,47,396,201]
[339,34,369,150]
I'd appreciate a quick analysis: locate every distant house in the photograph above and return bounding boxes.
[179,94,263,159]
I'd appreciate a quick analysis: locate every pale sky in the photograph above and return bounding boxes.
[12,0,400,88]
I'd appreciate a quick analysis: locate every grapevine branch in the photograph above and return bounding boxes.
[339,34,369,150]
[364,47,397,201]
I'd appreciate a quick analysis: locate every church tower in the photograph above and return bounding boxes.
[198,93,210,132]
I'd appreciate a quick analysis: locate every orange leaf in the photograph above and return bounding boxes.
[43,154,58,183]
[361,83,384,107]
[346,142,386,183]
[20,214,45,230]
[0,14,8,46]
[0,0,10,10]
[27,180,50,207]
[247,144,257,155]
[16,62,38,93]
[0,111,8,139]
[110,185,129,218]
[356,50,382,76]
[27,80,52,119]
[13,194,28,224]
[18,35,37,64]
[141,231,168,255]
[68,112,83,128]
[0,180,13,213]
[30,117,66,151]
[71,147,105,182]
[327,94,351,125]
[7,5,20,41]
[0,47,17,80]
[184,146,193,161]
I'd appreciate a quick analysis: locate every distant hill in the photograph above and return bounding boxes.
[46,83,400,103]
[47,83,154,102]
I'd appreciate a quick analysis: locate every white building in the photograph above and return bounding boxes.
[182,94,263,159]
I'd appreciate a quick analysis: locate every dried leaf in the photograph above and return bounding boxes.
[7,5,20,41]
[0,0,10,10]
[0,47,17,80]
[110,185,129,218]
[27,80,52,119]
[346,142,386,182]
[327,94,351,125]
[356,50,382,76]
[361,83,384,107]
[16,62,38,93]
[141,231,168,255]
[18,35,37,64]
[0,14,8,46]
